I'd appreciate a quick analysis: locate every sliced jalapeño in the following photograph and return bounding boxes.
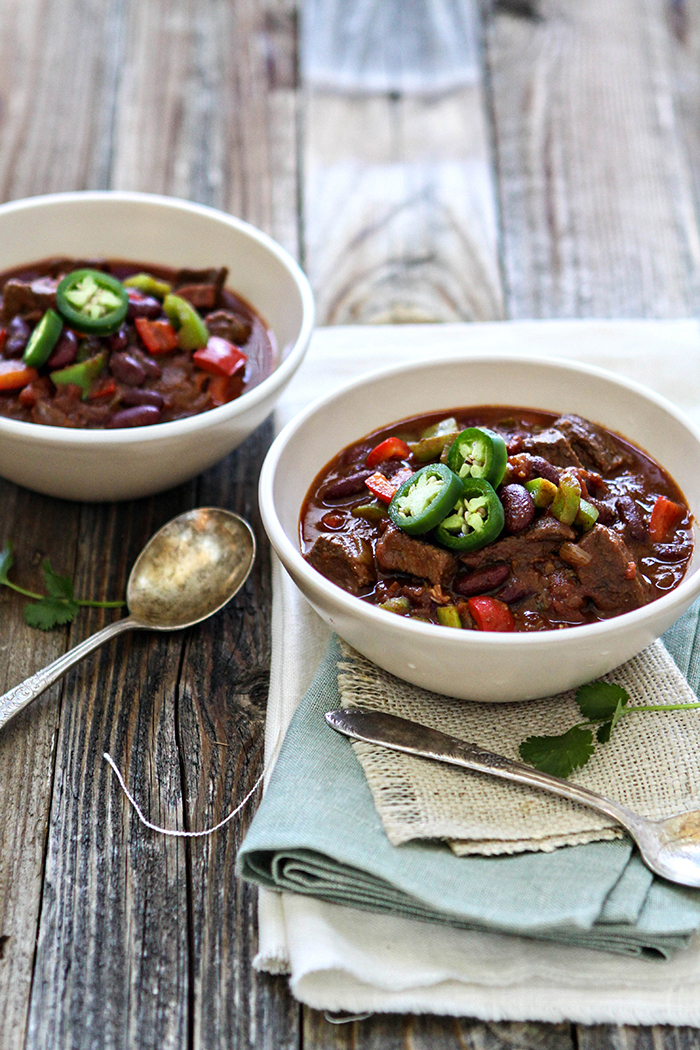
[56,269,129,336]
[434,476,504,551]
[446,426,507,487]
[388,463,463,536]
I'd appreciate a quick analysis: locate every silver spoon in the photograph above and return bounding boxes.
[0,508,256,733]
[326,708,700,888]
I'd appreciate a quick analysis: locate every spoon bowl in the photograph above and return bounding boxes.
[0,508,256,732]
[127,508,256,629]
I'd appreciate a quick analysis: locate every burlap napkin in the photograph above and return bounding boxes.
[338,639,700,855]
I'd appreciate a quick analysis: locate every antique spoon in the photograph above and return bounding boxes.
[0,508,256,733]
[326,708,700,888]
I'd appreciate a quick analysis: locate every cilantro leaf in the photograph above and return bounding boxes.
[596,696,629,744]
[41,558,75,601]
[0,544,14,585]
[23,596,79,630]
[519,726,595,779]
[576,681,629,722]
[597,720,613,744]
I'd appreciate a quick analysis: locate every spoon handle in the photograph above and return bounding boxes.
[0,617,138,733]
[326,708,641,833]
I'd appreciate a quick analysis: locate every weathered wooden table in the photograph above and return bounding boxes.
[2,0,700,1047]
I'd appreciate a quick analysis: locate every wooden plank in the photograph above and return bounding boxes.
[302,0,504,324]
[483,0,700,318]
[111,0,300,258]
[303,1009,576,1050]
[0,484,82,1050]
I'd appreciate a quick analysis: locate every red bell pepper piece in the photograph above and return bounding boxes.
[88,376,117,400]
[365,472,398,504]
[193,337,247,378]
[0,327,6,354]
[365,436,411,469]
[134,317,178,355]
[648,495,685,542]
[208,372,245,406]
[467,596,515,632]
[0,359,39,390]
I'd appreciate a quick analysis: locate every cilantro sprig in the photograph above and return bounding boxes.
[519,680,700,778]
[0,544,125,630]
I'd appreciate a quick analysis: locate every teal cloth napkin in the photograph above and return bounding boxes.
[239,604,700,957]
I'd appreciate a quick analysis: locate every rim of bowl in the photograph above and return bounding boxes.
[0,191,315,445]
[260,351,700,649]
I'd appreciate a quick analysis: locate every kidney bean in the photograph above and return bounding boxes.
[127,290,162,320]
[109,324,129,352]
[588,497,617,525]
[529,456,560,485]
[106,404,162,428]
[322,470,373,499]
[46,329,78,369]
[110,351,146,386]
[4,316,32,357]
[616,494,646,541]
[128,345,162,378]
[501,484,535,533]
[453,562,510,597]
[121,388,164,408]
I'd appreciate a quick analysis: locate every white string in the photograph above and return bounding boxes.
[103,734,281,838]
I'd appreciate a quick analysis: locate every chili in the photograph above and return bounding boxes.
[433,476,505,551]
[388,464,464,536]
[446,426,507,487]
[56,269,129,335]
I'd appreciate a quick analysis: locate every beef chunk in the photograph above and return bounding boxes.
[554,414,630,473]
[205,308,252,345]
[521,428,582,468]
[1,277,59,323]
[375,524,456,586]
[460,517,576,570]
[174,267,228,309]
[306,534,376,595]
[574,525,649,613]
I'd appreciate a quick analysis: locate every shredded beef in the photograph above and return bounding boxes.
[554,415,630,473]
[375,524,457,586]
[306,534,376,595]
[1,277,59,323]
[574,525,649,612]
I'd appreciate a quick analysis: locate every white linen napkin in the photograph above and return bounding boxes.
[255,318,700,1023]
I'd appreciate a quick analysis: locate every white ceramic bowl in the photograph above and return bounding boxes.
[0,192,314,501]
[260,355,700,702]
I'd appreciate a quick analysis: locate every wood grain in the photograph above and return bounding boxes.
[302,0,504,324]
[483,0,700,318]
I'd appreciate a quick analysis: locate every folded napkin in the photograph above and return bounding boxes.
[242,319,700,1023]
[239,630,700,957]
[338,639,700,855]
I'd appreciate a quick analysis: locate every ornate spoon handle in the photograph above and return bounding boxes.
[0,617,138,732]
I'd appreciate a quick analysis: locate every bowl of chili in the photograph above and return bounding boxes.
[0,192,314,500]
[259,355,700,702]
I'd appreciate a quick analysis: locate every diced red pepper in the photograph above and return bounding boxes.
[366,436,411,469]
[365,471,398,504]
[467,596,515,632]
[208,372,245,406]
[18,376,52,406]
[648,495,685,543]
[134,317,178,355]
[0,327,6,354]
[88,376,117,400]
[193,336,247,378]
[0,359,39,390]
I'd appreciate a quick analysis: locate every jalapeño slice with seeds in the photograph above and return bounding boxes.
[388,464,463,536]
[446,426,507,488]
[22,308,63,368]
[56,269,129,336]
[434,476,505,551]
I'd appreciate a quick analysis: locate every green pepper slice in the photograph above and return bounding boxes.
[123,272,172,298]
[22,308,63,368]
[551,469,582,526]
[388,464,463,536]
[434,476,504,552]
[50,352,106,399]
[446,427,507,487]
[56,269,128,336]
[163,293,209,350]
